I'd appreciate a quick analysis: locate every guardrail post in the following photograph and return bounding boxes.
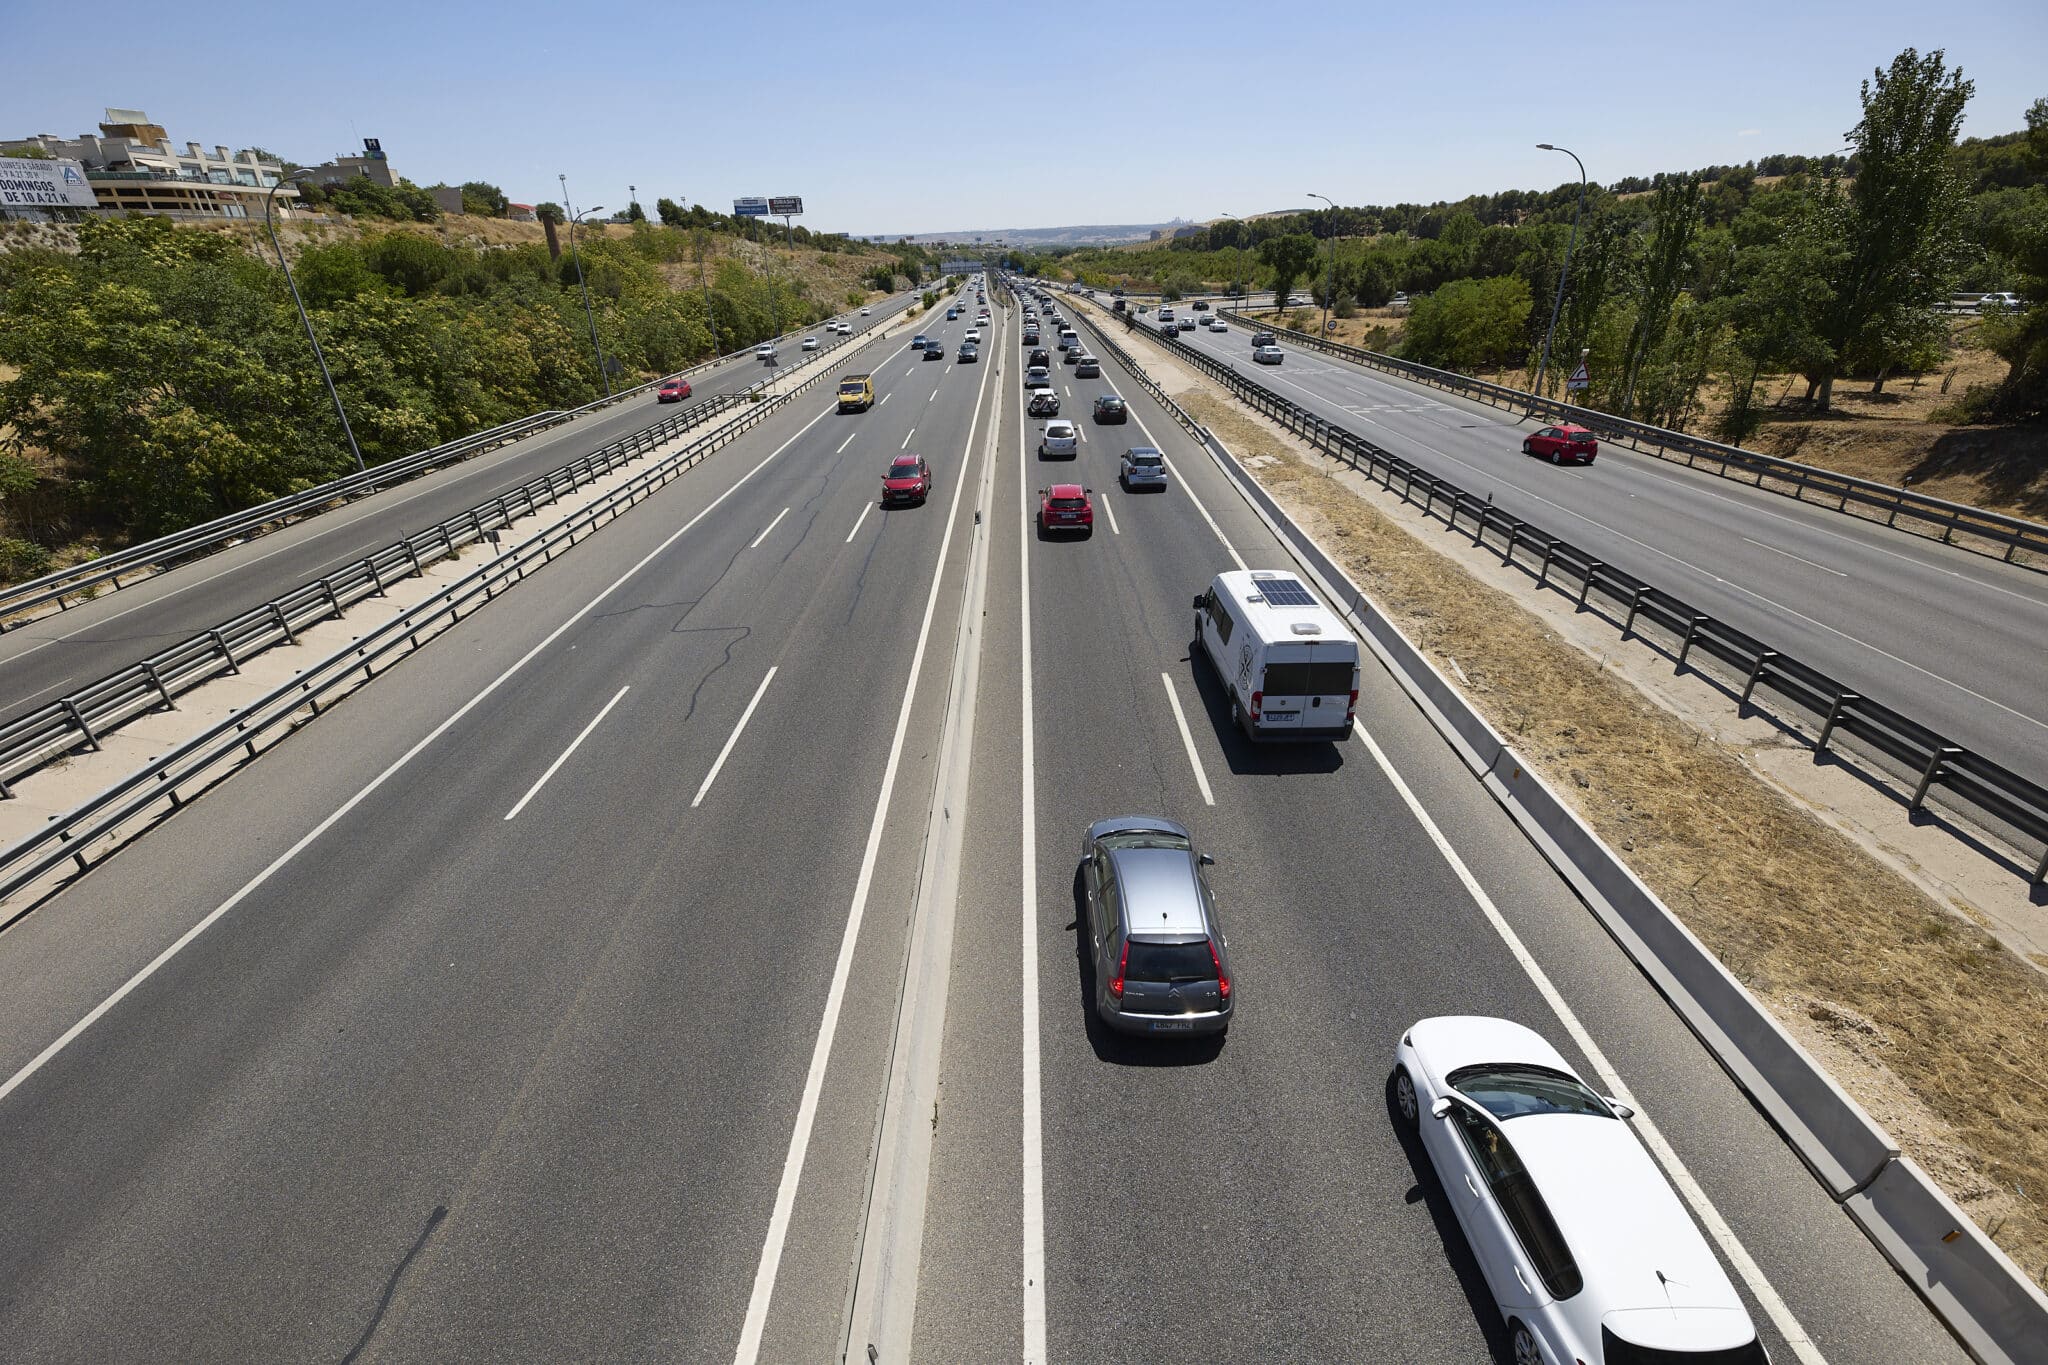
[269,601,297,644]
[62,698,101,752]
[1815,692,1860,753]
[363,557,386,596]
[1576,562,1604,608]
[1909,746,1962,811]
[208,629,241,674]
[319,578,343,620]
[1676,615,1709,669]
[1622,585,1648,635]
[1741,650,1779,704]
[404,543,425,578]
[143,661,176,709]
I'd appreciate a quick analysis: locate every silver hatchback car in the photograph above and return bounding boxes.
[1079,817,1234,1037]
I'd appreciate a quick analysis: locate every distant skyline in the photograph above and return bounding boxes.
[4,0,2042,236]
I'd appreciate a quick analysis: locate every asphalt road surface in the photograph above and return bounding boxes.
[0,278,1970,1363]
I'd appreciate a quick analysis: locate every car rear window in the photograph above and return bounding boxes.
[1261,661,1354,696]
[1127,451,1162,466]
[1598,1331,1768,1365]
[1050,496,1085,509]
[1125,939,1214,984]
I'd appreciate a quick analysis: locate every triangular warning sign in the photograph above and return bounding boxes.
[1569,360,1590,383]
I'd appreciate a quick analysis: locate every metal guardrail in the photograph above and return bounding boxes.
[0,295,907,624]
[0,391,752,797]
[1217,308,2048,570]
[1098,306,2048,884]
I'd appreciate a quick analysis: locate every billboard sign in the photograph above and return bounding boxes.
[0,158,98,211]
[733,196,769,217]
[767,195,803,217]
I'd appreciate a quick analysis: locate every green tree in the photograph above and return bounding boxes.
[656,197,686,227]
[1806,48,1975,407]
[459,180,508,217]
[1,147,54,160]
[1619,177,1704,415]
[627,200,647,223]
[1401,275,1533,371]
[1258,234,1319,309]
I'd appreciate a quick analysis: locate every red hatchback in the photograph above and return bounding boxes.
[1523,423,1597,465]
[657,378,692,403]
[882,454,931,505]
[1037,483,1093,536]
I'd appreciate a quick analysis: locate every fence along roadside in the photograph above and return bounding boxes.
[1215,307,2048,571]
[1070,303,2048,886]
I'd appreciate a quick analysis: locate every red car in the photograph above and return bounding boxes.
[1037,483,1093,536]
[657,378,692,403]
[882,454,932,505]
[1523,422,1597,465]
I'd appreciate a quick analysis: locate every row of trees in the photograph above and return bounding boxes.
[0,213,906,568]
[1028,51,2046,430]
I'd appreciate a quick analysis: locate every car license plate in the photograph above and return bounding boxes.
[1059,513,1077,521]
[1153,1018,1193,1031]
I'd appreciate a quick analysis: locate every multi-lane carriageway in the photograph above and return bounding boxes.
[0,281,1969,1362]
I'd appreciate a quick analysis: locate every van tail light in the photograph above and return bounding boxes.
[1348,688,1359,722]
[1249,690,1262,720]
[1109,942,1127,1000]
[1208,939,1230,1001]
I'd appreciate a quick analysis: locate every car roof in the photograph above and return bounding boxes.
[889,454,922,466]
[1555,423,1593,434]
[1047,481,1086,497]
[1095,393,1124,403]
[1106,846,1207,935]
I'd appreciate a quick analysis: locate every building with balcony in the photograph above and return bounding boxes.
[1,108,298,220]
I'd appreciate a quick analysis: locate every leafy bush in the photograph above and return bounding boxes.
[0,536,50,581]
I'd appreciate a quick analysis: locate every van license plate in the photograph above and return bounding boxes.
[1264,710,1300,725]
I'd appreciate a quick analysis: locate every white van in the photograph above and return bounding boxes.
[1193,570,1360,740]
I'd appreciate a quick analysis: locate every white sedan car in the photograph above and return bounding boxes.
[1394,1017,1767,1365]
[860,307,872,316]
[802,336,820,351]
[754,343,778,361]
[1037,419,1078,458]
[1210,319,1229,333]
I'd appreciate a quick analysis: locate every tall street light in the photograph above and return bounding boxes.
[264,171,364,473]
[1533,143,1588,401]
[1307,192,1337,337]
[560,174,612,399]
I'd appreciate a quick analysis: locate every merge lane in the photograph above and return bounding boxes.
[1167,314,2048,782]
[0,328,997,1360]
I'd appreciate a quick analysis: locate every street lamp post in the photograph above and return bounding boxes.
[1533,143,1588,402]
[560,174,612,398]
[1307,193,1337,337]
[628,183,637,222]
[265,173,364,473]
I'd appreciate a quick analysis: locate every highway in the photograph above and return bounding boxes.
[0,291,913,737]
[0,278,1969,1361]
[1148,305,2048,789]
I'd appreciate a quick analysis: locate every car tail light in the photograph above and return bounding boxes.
[1109,942,1127,1000]
[1250,690,1262,720]
[1208,939,1230,1001]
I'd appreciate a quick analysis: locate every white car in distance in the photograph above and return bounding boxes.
[801,336,820,351]
[1038,419,1078,458]
[860,307,872,315]
[1393,1016,1769,1365]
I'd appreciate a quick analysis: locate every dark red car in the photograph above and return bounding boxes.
[657,378,692,403]
[883,454,932,505]
[1037,483,1093,536]
[1523,422,1597,465]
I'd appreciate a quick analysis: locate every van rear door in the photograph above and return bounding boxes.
[1256,642,1359,733]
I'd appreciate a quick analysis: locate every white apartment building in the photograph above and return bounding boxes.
[2,108,300,220]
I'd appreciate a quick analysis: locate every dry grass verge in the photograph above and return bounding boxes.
[1176,381,2048,1286]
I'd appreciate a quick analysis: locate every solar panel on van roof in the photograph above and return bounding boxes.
[1255,578,1317,607]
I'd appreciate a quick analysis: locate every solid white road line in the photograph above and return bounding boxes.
[1098,492,1120,535]
[0,398,842,1113]
[734,301,1004,1365]
[882,393,893,406]
[845,501,873,543]
[1018,349,1049,1365]
[1159,673,1215,806]
[503,684,630,821]
[691,667,778,808]
[1348,725,1823,1362]
[837,432,858,454]
[749,507,790,549]
[1741,536,1847,577]
[902,427,916,449]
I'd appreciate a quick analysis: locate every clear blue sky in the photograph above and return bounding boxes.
[5,0,2042,236]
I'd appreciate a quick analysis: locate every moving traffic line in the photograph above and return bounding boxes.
[503,684,630,821]
[692,667,778,808]
[1159,672,1215,805]
[845,501,873,543]
[1096,492,1120,535]
[902,427,916,450]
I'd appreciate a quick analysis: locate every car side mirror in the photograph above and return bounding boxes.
[1197,853,1215,866]
[1604,1097,1635,1120]
[1430,1098,1453,1121]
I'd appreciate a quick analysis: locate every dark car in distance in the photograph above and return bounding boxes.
[1093,394,1128,424]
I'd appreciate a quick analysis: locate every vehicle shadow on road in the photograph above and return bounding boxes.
[1383,1068,1518,1362]
[1183,643,1346,777]
[1067,863,1224,1068]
